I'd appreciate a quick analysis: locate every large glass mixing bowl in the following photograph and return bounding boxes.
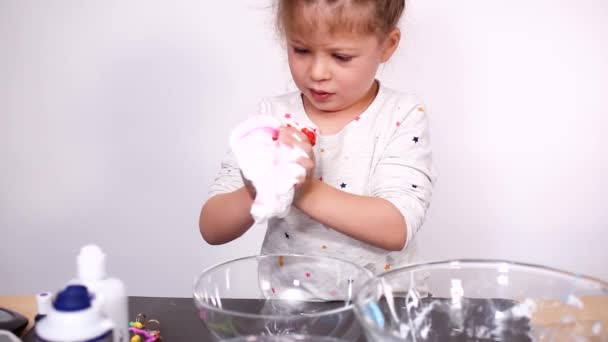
[223,335,348,342]
[194,254,373,341]
[354,259,608,341]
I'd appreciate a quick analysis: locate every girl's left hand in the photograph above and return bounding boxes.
[277,125,316,194]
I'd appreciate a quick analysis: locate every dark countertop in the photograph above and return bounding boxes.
[22,296,366,341]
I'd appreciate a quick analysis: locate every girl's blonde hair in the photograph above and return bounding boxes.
[276,0,405,38]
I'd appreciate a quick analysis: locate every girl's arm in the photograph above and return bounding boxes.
[293,101,434,252]
[199,186,255,245]
[294,180,408,251]
[199,149,257,245]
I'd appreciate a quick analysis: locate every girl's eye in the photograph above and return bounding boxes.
[293,47,309,55]
[333,54,353,62]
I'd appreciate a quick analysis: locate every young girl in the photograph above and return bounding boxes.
[199,0,434,275]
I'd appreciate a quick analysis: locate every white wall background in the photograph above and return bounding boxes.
[1,0,607,297]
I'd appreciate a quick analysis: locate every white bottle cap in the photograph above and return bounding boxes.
[36,292,53,316]
[77,244,106,281]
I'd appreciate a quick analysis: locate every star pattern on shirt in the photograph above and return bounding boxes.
[340,182,347,189]
[413,136,419,143]
[284,232,290,239]
[412,184,418,189]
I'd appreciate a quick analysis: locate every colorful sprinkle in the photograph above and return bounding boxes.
[322,245,327,250]
[129,327,159,342]
[418,106,424,112]
[384,264,391,271]
[284,113,292,119]
[278,256,284,267]
[134,322,144,329]
[396,122,401,127]
[305,272,311,278]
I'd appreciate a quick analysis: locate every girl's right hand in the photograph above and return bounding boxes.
[277,125,316,193]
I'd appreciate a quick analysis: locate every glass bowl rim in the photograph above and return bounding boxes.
[360,258,608,287]
[193,253,375,320]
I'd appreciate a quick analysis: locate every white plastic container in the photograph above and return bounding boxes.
[35,292,52,322]
[73,245,129,342]
[35,284,113,342]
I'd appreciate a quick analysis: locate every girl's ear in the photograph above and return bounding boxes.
[380,27,401,63]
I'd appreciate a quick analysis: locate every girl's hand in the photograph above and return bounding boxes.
[277,125,316,194]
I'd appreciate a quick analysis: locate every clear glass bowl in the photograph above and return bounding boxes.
[194,254,373,341]
[223,335,348,342]
[354,259,608,341]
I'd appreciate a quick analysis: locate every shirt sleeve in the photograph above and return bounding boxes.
[207,148,244,198]
[207,98,271,198]
[369,100,435,249]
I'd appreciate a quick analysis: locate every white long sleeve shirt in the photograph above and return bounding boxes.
[209,83,435,275]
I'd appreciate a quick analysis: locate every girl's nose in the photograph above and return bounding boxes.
[310,57,331,81]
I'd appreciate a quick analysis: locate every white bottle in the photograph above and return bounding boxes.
[36,284,114,342]
[74,245,129,342]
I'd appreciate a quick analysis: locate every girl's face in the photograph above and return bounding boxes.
[286,27,399,115]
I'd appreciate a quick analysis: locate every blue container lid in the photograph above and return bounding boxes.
[53,285,91,312]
